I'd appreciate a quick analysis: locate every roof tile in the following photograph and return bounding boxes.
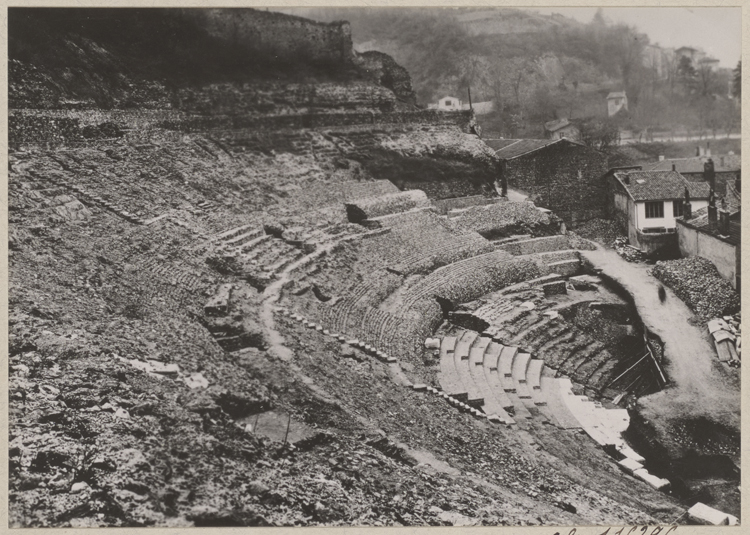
[614,170,711,201]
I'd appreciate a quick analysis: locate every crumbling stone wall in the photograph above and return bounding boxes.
[190,8,355,68]
[500,142,608,227]
[356,51,417,107]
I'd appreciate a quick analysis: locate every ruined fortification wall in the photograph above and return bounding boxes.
[356,51,417,106]
[190,8,354,67]
[502,143,608,227]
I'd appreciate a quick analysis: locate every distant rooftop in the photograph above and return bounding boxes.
[648,156,740,174]
[544,118,573,132]
[613,170,711,202]
[607,91,626,99]
[489,138,583,160]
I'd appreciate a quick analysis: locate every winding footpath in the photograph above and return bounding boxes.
[580,246,740,435]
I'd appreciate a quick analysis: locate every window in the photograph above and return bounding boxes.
[444,100,452,107]
[673,200,684,217]
[645,201,664,219]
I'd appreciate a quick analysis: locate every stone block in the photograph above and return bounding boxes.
[542,280,567,296]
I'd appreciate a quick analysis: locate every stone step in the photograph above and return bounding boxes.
[468,338,513,423]
[526,359,544,391]
[482,343,515,413]
[438,336,466,400]
[538,372,582,429]
[453,330,483,405]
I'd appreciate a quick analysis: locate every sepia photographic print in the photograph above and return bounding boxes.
[5,3,743,530]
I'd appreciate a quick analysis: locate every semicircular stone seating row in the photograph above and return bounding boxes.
[436,328,643,463]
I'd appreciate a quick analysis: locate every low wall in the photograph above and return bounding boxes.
[634,230,677,256]
[496,235,571,256]
[677,224,737,288]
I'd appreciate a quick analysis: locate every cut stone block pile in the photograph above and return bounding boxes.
[650,257,740,321]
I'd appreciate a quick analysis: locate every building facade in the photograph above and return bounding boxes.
[609,169,710,254]
[607,91,628,117]
[544,118,580,141]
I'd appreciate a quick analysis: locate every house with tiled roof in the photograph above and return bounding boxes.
[544,118,580,141]
[647,149,740,195]
[607,91,628,117]
[486,138,609,226]
[610,168,710,254]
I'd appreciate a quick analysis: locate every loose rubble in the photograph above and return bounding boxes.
[650,257,740,321]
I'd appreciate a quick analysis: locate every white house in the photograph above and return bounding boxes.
[436,96,462,111]
[611,169,710,254]
[607,91,628,117]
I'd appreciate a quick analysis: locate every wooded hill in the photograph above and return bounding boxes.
[285,7,740,141]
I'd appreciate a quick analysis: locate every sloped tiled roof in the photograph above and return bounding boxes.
[544,118,573,132]
[492,138,581,160]
[483,138,521,151]
[648,156,741,174]
[613,170,711,201]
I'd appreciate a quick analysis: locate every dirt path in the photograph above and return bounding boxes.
[580,247,739,434]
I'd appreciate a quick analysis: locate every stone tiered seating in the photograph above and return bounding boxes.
[453,330,484,406]
[538,368,582,430]
[468,337,514,423]
[358,209,493,275]
[437,336,467,400]
[525,358,545,406]
[482,343,515,414]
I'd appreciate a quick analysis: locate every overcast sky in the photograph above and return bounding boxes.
[532,7,741,68]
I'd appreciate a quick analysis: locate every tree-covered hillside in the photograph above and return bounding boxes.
[284,7,739,140]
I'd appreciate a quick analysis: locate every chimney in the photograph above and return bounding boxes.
[708,204,718,230]
[672,163,676,171]
[623,174,630,185]
[704,159,715,191]
[708,189,718,231]
[696,146,700,157]
[719,209,730,235]
[706,142,711,157]
[683,200,692,220]
[659,155,665,161]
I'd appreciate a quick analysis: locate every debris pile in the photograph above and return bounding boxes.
[571,218,622,247]
[612,237,647,263]
[651,257,740,321]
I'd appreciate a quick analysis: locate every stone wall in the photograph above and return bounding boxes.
[677,223,737,288]
[356,51,416,106]
[189,8,355,68]
[500,142,609,227]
